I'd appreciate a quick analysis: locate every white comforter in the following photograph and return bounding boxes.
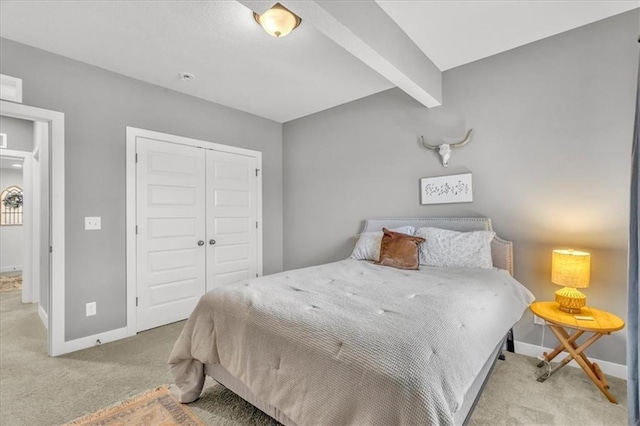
[169,260,534,425]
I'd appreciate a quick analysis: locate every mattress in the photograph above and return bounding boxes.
[170,259,534,425]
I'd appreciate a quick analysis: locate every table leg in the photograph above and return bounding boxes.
[542,328,597,377]
[537,329,585,367]
[554,327,596,371]
[546,325,617,404]
[593,363,609,389]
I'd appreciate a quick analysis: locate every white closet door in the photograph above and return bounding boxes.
[136,138,206,332]
[206,150,258,292]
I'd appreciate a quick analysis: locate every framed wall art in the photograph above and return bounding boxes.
[420,173,473,205]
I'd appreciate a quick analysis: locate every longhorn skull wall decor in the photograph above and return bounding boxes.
[420,129,473,167]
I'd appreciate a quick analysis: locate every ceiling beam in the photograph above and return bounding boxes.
[239,0,442,108]
[237,0,275,15]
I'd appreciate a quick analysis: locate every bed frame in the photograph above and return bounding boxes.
[208,217,516,426]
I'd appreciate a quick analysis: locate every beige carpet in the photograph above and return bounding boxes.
[0,290,628,425]
[0,273,22,293]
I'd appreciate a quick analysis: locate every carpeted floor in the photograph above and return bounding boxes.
[0,289,628,425]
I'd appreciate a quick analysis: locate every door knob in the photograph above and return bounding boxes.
[197,240,205,246]
[209,239,216,245]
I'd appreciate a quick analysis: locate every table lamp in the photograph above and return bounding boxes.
[551,249,591,313]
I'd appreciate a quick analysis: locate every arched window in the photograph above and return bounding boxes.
[1,186,23,225]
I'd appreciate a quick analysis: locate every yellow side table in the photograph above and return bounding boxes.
[530,301,624,403]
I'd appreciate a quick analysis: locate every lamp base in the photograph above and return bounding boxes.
[555,287,586,314]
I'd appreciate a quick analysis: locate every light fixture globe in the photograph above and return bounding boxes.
[253,3,301,38]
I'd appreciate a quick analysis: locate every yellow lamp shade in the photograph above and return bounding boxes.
[253,3,301,38]
[551,249,590,313]
[551,249,590,289]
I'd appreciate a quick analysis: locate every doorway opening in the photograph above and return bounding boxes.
[0,155,25,295]
[0,114,48,337]
[1,100,65,356]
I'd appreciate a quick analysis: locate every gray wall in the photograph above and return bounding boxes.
[0,38,284,341]
[0,116,34,152]
[0,168,24,271]
[283,11,639,365]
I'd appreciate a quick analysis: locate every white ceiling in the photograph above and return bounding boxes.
[0,156,24,170]
[0,1,637,123]
[377,0,639,71]
[0,1,394,123]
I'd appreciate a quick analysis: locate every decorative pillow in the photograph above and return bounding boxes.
[350,226,415,261]
[376,228,426,270]
[415,227,495,269]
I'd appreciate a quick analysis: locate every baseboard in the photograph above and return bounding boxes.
[514,340,627,380]
[0,265,21,273]
[50,326,129,357]
[38,304,48,329]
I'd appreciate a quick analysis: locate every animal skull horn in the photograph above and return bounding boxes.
[420,129,473,167]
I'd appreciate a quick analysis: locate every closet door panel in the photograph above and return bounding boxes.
[206,150,258,292]
[136,138,206,332]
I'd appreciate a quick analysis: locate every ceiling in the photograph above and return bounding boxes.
[377,0,639,71]
[0,1,637,123]
[0,156,24,170]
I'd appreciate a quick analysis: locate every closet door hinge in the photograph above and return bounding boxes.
[135,153,138,163]
[255,169,259,177]
[49,246,53,253]
[136,297,138,307]
[256,221,258,229]
[135,225,138,235]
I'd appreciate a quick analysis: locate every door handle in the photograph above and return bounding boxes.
[209,239,216,245]
[197,240,205,246]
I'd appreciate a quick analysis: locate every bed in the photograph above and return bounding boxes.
[169,217,535,425]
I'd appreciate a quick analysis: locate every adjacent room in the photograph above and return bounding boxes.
[0,1,638,425]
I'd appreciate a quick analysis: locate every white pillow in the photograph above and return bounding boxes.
[415,227,495,269]
[350,226,416,261]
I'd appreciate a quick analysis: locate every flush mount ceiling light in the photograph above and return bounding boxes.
[253,3,301,38]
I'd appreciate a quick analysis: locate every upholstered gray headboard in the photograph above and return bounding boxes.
[362,217,514,276]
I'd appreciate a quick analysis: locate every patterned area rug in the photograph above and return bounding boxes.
[64,386,205,426]
[0,274,22,293]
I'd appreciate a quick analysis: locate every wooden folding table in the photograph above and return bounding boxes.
[530,301,624,403]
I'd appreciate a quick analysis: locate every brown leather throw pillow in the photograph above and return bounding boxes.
[376,228,426,270]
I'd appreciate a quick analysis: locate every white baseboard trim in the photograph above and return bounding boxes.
[50,326,129,357]
[38,304,48,329]
[0,265,22,273]
[514,340,627,380]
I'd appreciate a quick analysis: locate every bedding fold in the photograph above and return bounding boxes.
[169,259,534,425]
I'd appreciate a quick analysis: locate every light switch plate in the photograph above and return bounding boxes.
[85,217,101,230]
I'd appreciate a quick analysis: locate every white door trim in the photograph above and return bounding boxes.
[0,100,64,356]
[125,127,263,336]
[0,148,29,157]
[31,123,47,308]
[22,154,34,304]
